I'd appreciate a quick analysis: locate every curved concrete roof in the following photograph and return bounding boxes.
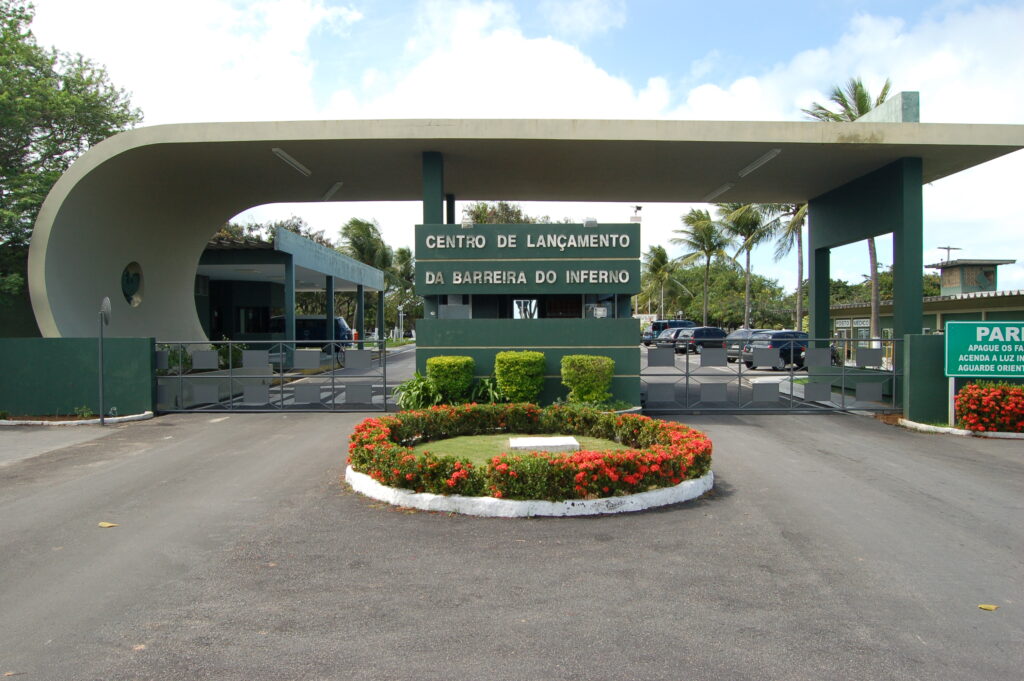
[29,118,1024,339]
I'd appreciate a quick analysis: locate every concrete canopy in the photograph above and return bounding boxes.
[29,118,1024,339]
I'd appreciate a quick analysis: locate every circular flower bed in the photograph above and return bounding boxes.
[346,403,712,510]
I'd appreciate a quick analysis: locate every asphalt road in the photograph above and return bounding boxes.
[1,411,1021,680]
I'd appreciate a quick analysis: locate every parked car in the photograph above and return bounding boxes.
[641,329,654,345]
[653,327,687,350]
[741,331,809,370]
[674,326,728,354]
[644,319,696,345]
[725,328,773,363]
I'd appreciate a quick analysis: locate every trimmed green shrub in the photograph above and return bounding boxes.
[561,354,614,404]
[426,355,475,403]
[494,350,545,403]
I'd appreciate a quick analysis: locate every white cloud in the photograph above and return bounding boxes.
[27,0,1024,292]
[538,0,626,41]
[30,0,362,125]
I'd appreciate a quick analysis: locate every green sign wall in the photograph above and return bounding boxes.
[416,223,640,295]
[944,321,1024,377]
[415,222,641,405]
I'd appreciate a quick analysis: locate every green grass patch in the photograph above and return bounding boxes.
[410,433,630,467]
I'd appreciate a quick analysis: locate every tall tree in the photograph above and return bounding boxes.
[803,76,892,341]
[671,208,734,326]
[0,0,142,249]
[718,203,775,328]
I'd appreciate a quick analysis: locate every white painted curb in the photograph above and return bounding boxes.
[0,411,154,427]
[898,418,1024,440]
[345,466,714,517]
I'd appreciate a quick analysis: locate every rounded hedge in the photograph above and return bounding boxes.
[347,403,712,502]
[494,351,545,403]
[426,355,475,402]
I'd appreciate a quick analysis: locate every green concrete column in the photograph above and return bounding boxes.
[377,290,385,344]
[356,284,365,350]
[422,152,444,224]
[808,245,831,339]
[325,275,335,343]
[892,157,923,342]
[284,255,295,341]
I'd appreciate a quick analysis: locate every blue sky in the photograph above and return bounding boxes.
[30,0,1024,293]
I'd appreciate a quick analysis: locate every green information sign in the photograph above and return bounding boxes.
[944,321,1024,377]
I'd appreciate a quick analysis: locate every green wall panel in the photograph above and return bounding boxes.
[903,334,948,424]
[982,309,1024,320]
[0,338,155,416]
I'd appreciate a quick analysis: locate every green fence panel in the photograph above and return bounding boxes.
[0,338,154,417]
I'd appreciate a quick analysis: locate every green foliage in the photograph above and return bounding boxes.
[339,218,393,270]
[561,355,614,404]
[1,0,142,246]
[347,404,714,501]
[494,351,545,403]
[73,405,94,419]
[462,201,536,224]
[216,337,245,367]
[469,375,505,403]
[393,371,443,410]
[426,355,475,403]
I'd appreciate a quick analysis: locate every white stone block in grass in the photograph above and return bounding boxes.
[509,436,580,453]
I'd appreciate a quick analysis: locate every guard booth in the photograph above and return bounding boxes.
[414,222,641,405]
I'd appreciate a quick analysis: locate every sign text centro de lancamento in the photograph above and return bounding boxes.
[944,321,1024,378]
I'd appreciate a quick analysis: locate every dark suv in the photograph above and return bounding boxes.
[674,326,727,354]
[644,319,696,346]
[725,328,772,363]
[741,331,809,370]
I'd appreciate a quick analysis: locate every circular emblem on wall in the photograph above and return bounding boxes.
[121,262,143,307]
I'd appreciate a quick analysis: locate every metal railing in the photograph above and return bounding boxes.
[642,337,901,414]
[154,339,389,413]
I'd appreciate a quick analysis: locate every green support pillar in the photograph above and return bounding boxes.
[284,255,295,341]
[356,284,365,350]
[325,275,335,344]
[892,158,924,342]
[807,157,924,350]
[808,245,831,339]
[423,152,444,224]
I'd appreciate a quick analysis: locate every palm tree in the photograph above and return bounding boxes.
[768,203,808,329]
[803,77,892,341]
[671,209,734,326]
[717,203,775,328]
[642,245,676,319]
[339,218,394,271]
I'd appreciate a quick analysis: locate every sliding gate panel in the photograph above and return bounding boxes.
[641,337,900,414]
[155,340,390,413]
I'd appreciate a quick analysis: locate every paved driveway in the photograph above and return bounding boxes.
[0,412,1020,680]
